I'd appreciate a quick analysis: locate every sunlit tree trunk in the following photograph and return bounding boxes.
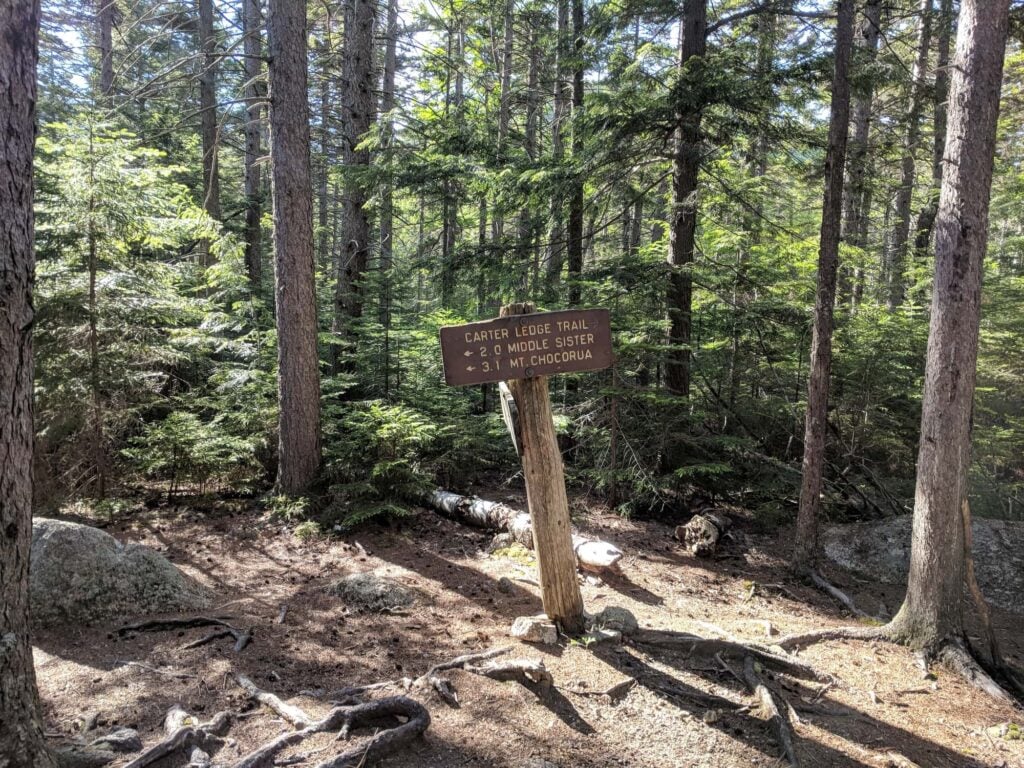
[267,0,321,493]
[912,0,953,274]
[792,0,855,573]
[841,0,881,309]
[888,0,1010,649]
[0,2,58,764]
[886,0,933,309]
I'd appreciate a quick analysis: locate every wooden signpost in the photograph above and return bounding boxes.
[439,304,614,634]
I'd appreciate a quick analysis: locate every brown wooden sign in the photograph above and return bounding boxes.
[440,308,613,387]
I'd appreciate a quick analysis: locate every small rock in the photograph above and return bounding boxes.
[89,728,142,753]
[703,709,720,725]
[510,615,558,645]
[497,577,515,594]
[594,606,639,635]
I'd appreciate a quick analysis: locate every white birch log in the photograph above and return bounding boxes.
[427,490,623,573]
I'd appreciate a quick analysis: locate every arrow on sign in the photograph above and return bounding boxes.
[466,365,476,371]
[464,350,473,357]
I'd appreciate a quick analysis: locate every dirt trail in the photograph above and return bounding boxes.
[33,497,1024,767]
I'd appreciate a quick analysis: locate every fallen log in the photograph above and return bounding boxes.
[427,489,623,573]
[674,512,731,556]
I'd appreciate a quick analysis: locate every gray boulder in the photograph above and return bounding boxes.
[31,518,211,626]
[822,515,1024,614]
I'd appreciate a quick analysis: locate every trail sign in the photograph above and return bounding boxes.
[439,308,613,387]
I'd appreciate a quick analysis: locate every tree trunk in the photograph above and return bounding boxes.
[886,0,933,310]
[887,0,1010,649]
[545,0,569,301]
[665,0,707,398]
[317,38,332,272]
[0,2,58,764]
[333,0,376,351]
[97,0,115,106]
[242,0,263,293]
[87,124,106,499]
[912,0,953,272]
[792,0,855,573]
[493,0,516,256]
[379,0,399,395]
[566,0,584,307]
[840,0,881,309]
[518,23,540,298]
[268,0,321,493]
[198,0,220,231]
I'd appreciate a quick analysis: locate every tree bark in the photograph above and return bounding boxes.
[379,0,399,395]
[886,0,933,310]
[792,0,855,573]
[912,0,953,274]
[333,0,376,342]
[198,0,220,230]
[242,0,263,293]
[840,0,881,309]
[566,0,584,308]
[545,0,569,300]
[96,0,116,107]
[517,22,540,298]
[888,0,1010,649]
[267,0,321,493]
[665,0,707,398]
[491,0,513,265]
[0,2,58,764]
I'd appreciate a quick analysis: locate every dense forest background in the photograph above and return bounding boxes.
[32,0,1024,527]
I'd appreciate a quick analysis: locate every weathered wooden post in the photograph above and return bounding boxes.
[500,302,584,633]
[438,301,613,636]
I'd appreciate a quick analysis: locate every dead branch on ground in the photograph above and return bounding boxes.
[743,656,799,767]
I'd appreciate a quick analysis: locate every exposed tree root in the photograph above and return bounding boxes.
[232,677,429,768]
[465,659,553,692]
[118,617,252,652]
[776,622,1024,707]
[235,674,315,727]
[417,646,513,681]
[416,648,552,706]
[630,629,825,681]
[776,625,887,651]
[936,638,1017,707]
[743,656,800,768]
[123,707,232,768]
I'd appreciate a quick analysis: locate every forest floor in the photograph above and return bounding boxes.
[34,489,1024,768]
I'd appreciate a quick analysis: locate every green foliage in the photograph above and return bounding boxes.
[122,412,256,497]
[267,494,312,520]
